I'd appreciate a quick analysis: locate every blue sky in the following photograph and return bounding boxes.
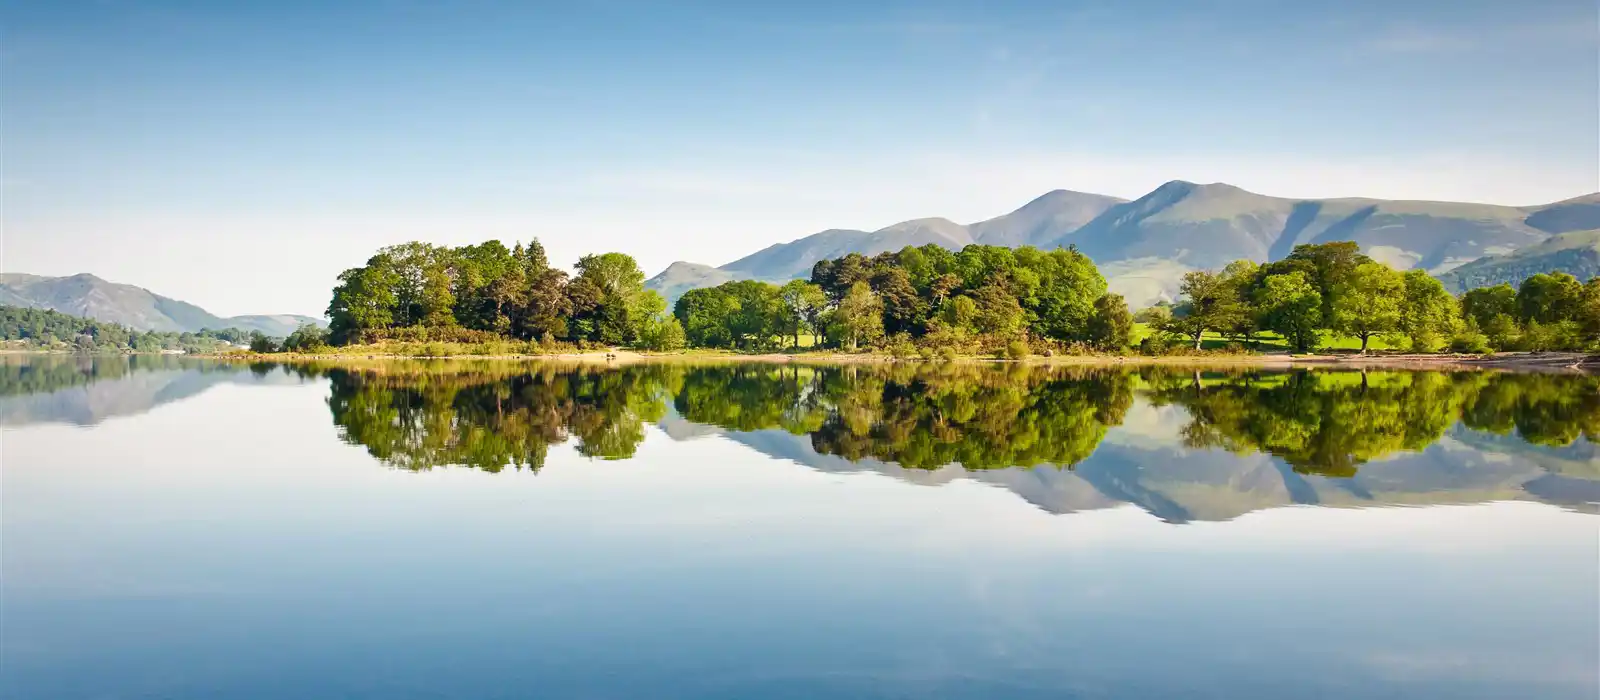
[3,0,1596,315]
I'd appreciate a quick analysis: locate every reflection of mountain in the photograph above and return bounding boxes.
[5,357,1595,522]
[0,355,305,426]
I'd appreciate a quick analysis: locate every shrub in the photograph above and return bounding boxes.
[887,333,917,360]
[1005,339,1030,361]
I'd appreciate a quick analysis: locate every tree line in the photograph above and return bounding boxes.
[321,237,1600,356]
[325,240,683,350]
[676,243,1130,357]
[1149,241,1600,353]
[0,305,256,354]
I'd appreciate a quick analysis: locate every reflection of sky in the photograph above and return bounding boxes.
[2,378,1596,699]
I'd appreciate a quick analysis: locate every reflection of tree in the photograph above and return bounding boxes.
[307,358,1600,478]
[322,362,679,471]
[676,364,1133,470]
[1148,369,1600,476]
[0,354,223,396]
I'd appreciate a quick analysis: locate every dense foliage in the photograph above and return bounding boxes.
[296,362,1600,480]
[0,305,253,353]
[321,237,1600,356]
[325,240,682,350]
[1159,242,1600,353]
[675,244,1125,354]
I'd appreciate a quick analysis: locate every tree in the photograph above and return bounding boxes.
[1267,241,1371,323]
[1461,284,1517,329]
[972,280,1024,338]
[1579,278,1600,345]
[832,282,884,350]
[1219,260,1262,344]
[637,313,686,351]
[572,253,648,345]
[248,331,280,353]
[1517,272,1583,325]
[871,266,927,337]
[1172,270,1245,349]
[1255,272,1322,353]
[724,280,787,350]
[1331,262,1404,353]
[517,242,571,341]
[281,324,330,352]
[1085,293,1133,351]
[1026,247,1107,341]
[1400,270,1457,352]
[675,286,739,349]
[780,280,827,349]
[326,257,401,344]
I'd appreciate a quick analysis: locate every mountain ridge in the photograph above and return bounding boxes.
[0,273,325,336]
[647,181,1600,306]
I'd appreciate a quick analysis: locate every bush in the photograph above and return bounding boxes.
[1449,319,1491,354]
[887,333,916,360]
[1004,339,1030,361]
[248,332,279,353]
[938,346,959,363]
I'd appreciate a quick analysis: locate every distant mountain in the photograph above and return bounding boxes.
[1436,229,1600,292]
[645,182,1599,307]
[1524,193,1600,234]
[644,263,750,304]
[967,190,1128,248]
[0,273,323,336]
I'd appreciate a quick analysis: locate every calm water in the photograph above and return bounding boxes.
[2,355,1596,699]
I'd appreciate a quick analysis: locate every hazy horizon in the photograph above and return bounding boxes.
[4,0,1597,317]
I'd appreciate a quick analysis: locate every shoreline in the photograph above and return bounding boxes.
[185,348,1599,373]
[8,347,1596,373]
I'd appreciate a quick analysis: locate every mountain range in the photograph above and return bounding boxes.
[1437,229,1600,293]
[0,273,325,337]
[647,182,1600,306]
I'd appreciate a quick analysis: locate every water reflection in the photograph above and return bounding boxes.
[311,361,1600,520]
[3,356,1596,520]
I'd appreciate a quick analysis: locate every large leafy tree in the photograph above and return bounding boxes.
[1400,270,1457,351]
[1331,262,1405,353]
[780,280,828,348]
[1516,272,1583,325]
[1085,293,1133,351]
[327,255,402,343]
[1169,270,1246,349]
[1254,272,1322,352]
[832,282,885,350]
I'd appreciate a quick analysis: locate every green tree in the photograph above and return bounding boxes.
[972,280,1025,338]
[1255,272,1322,352]
[832,282,884,350]
[1516,272,1583,325]
[780,280,827,349]
[1085,293,1133,351]
[571,253,648,345]
[1578,278,1600,345]
[1331,262,1405,353]
[1400,270,1457,352]
[1265,241,1372,324]
[1170,270,1246,349]
[326,257,401,344]
[1460,284,1517,329]
[281,324,330,352]
[675,286,739,349]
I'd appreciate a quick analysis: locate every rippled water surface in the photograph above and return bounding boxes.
[2,355,1596,699]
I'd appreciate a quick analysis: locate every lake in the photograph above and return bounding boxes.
[2,355,1596,699]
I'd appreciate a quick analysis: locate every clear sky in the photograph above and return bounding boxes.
[3,0,1596,316]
